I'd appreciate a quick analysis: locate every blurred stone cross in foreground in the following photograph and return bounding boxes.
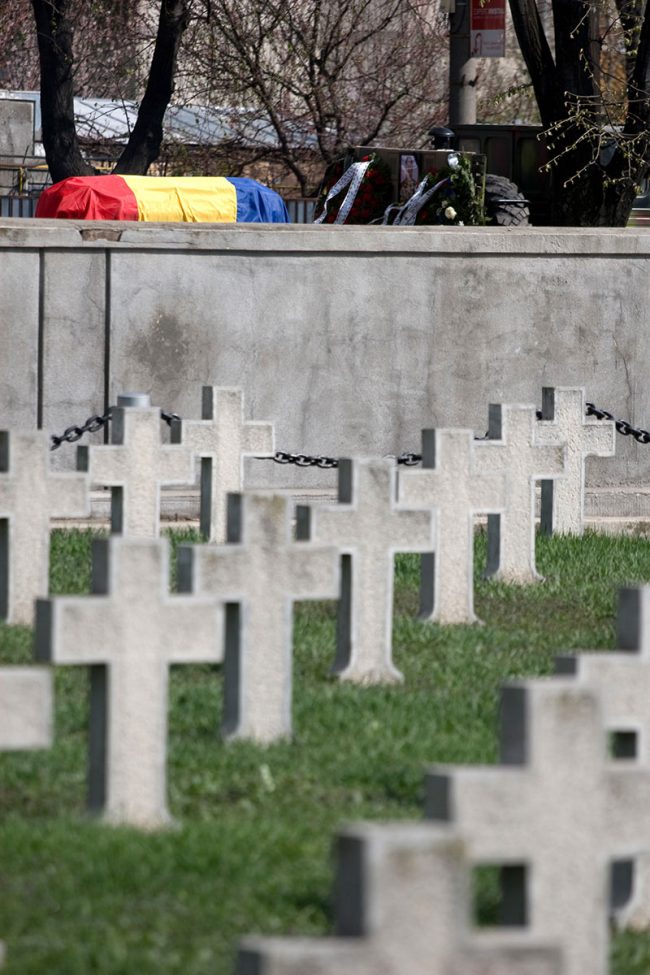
[556,585,650,930]
[0,429,89,624]
[78,393,193,537]
[178,493,339,743]
[35,536,222,829]
[238,821,563,975]
[171,386,275,543]
[427,678,650,975]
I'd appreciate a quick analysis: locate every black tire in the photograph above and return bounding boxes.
[484,173,530,226]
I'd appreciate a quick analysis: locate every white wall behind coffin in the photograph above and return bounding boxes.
[0,221,646,491]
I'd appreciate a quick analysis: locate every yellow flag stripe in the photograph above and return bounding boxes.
[121,176,238,223]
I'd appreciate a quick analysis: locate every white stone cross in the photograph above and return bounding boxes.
[79,393,193,536]
[171,386,275,543]
[475,405,565,584]
[0,665,53,967]
[0,667,53,751]
[398,429,506,624]
[536,387,615,535]
[299,458,435,684]
[34,535,222,829]
[0,429,89,624]
[178,493,339,743]
[238,821,562,975]
[426,678,650,975]
[556,585,650,929]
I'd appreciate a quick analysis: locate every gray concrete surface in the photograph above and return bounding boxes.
[2,220,650,509]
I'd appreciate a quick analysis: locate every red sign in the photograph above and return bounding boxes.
[470,0,506,58]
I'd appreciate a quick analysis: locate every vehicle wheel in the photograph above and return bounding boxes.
[484,174,530,226]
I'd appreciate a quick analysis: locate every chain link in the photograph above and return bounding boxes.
[160,410,181,427]
[585,402,650,444]
[50,407,179,451]
[50,410,113,451]
[49,399,650,457]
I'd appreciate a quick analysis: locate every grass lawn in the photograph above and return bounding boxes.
[2,528,650,973]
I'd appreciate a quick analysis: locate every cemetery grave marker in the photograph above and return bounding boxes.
[0,666,53,752]
[426,678,650,975]
[238,821,562,975]
[398,429,506,624]
[171,386,275,543]
[298,458,435,684]
[556,585,650,929]
[78,393,193,536]
[537,386,615,535]
[35,536,222,829]
[178,493,339,743]
[476,405,565,584]
[0,430,89,624]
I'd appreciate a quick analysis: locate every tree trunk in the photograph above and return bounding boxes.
[31,0,95,183]
[113,0,189,175]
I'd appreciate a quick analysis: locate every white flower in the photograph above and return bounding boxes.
[444,206,457,221]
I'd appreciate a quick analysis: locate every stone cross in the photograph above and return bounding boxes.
[171,386,275,543]
[426,678,650,975]
[298,458,434,684]
[0,665,53,967]
[0,429,89,624]
[398,429,506,624]
[475,405,565,584]
[238,821,562,975]
[556,585,650,929]
[78,393,193,536]
[178,493,339,743]
[536,386,615,535]
[35,535,222,829]
[0,667,52,751]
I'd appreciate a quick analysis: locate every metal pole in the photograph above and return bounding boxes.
[449,0,477,125]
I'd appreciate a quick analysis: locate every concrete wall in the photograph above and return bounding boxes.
[1,218,649,494]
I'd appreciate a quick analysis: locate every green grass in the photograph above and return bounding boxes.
[2,528,650,973]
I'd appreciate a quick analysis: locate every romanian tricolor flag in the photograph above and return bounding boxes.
[35,175,290,223]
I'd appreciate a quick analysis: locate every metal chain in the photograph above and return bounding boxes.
[50,407,179,451]
[585,402,650,444]
[49,410,112,451]
[49,400,650,456]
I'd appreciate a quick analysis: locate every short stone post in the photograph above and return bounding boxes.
[398,429,506,624]
[0,665,53,966]
[427,678,650,975]
[556,586,650,929]
[536,386,615,535]
[171,386,274,543]
[0,430,89,624]
[35,536,222,829]
[178,493,339,743]
[476,405,565,584]
[300,458,435,684]
[238,821,562,975]
[78,393,193,536]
